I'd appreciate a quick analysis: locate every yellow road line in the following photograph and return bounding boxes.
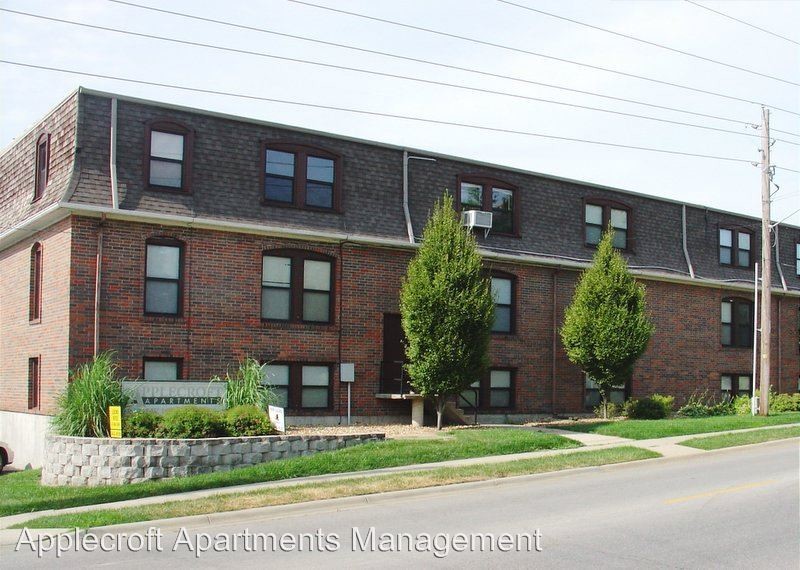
[664,480,777,505]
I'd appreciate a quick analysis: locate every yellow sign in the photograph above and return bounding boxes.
[109,406,122,439]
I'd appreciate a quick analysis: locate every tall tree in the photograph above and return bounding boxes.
[400,194,494,429]
[561,227,654,419]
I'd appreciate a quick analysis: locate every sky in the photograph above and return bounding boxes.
[1,0,798,224]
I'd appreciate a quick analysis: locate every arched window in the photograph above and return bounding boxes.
[261,250,334,324]
[144,238,185,315]
[33,133,50,202]
[29,242,43,321]
[145,121,194,192]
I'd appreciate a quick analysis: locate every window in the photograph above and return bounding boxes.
[28,357,40,410]
[262,363,331,409]
[458,369,514,409]
[29,242,42,322]
[457,175,517,235]
[584,375,626,409]
[719,228,752,267]
[33,134,49,201]
[261,251,334,323]
[262,144,340,210]
[721,297,753,347]
[720,374,751,400]
[145,122,193,192]
[585,201,629,249]
[145,239,184,315]
[795,243,799,276]
[143,358,182,381]
[490,275,514,333]
[263,364,290,408]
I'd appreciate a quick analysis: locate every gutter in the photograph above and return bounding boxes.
[402,152,437,244]
[774,224,788,291]
[681,204,695,279]
[110,98,119,209]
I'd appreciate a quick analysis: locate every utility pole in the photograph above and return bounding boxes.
[758,107,771,416]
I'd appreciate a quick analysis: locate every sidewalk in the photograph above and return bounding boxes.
[1,422,797,532]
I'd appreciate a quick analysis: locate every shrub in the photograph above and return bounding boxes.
[52,352,130,437]
[677,391,734,418]
[157,406,227,439]
[650,394,674,415]
[219,358,276,411]
[771,392,800,413]
[593,402,623,419]
[732,394,752,415]
[225,405,275,437]
[123,410,162,438]
[624,396,669,420]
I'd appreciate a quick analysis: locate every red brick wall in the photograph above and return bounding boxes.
[4,215,796,417]
[0,217,72,414]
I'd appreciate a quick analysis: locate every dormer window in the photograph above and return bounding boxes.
[456,175,517,235]
[145,121,193,192]
[33,133,50,202]
[719,228,752,268]
[585,201,629,250]
[262,144,341,211]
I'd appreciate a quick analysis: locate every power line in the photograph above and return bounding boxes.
[0,59,760,165]
[6,7,794,145]
[286,0,800,117]
[498,0,799,87]
[684,0,800,47]
[107,0,800,137]
[776,166,800,175]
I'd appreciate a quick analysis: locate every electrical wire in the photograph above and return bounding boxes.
[498,0,799,86]
[4,7,795,145]
[684,0,800,47]
[105,0,800,139]
[0,59,760,165]
[286,0,800,117]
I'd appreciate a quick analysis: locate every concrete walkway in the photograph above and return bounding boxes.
[1,422,797,532]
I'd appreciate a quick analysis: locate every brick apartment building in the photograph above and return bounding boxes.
[2,88,799,468]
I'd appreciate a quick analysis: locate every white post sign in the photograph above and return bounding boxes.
[268,405,285,433]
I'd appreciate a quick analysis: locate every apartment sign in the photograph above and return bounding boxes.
[123,381,225,412]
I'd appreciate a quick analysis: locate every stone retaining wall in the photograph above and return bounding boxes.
[41,433,384,486]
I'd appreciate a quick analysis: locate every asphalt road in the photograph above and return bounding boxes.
[4,439,799,569]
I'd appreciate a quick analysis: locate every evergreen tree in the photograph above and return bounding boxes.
[400,195,495,429]
[561,227,654,419]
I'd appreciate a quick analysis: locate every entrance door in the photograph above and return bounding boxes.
[381,314,408,393]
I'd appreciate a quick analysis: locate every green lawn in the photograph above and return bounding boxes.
[18,447,658,529]
[0,428,578,517]
[557,412,800,440]
[680,426,800,450]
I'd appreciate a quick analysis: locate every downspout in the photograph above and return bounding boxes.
[402,152,437,244]
[110,97,119,209]
[681,205,695,279]
[777,297,782,393]
[774,225,788,291]
[93,215,105,357]
[551,269,558,415]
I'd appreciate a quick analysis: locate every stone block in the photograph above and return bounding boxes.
[251,441,272,453]
[169,444,190,457]
[120,445,145,457]
[71,454,85,467]
[267,451,284,461]
[213,465,232,473]
[144,467,164,479]
[99,445,116,456]
[232,443,251,454]
[291,440,308,452]
[272,440,291,452]
[190,443,209,456]
[147,445,166,457]
[98,466,112,479]
[171,466,189,477]
[80,465,96,478]
[82,444,99,456]
[159,455,178,468]
[109,455,131,468]
[62,464,75,477]
[118,467,143,479]
[222,453,242,465]
[57,475,71,486]
[132,456,148,468]
[89,455,106,467]
[242,453,261,464]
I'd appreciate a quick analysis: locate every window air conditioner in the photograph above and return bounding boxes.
[460,210,493,236]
